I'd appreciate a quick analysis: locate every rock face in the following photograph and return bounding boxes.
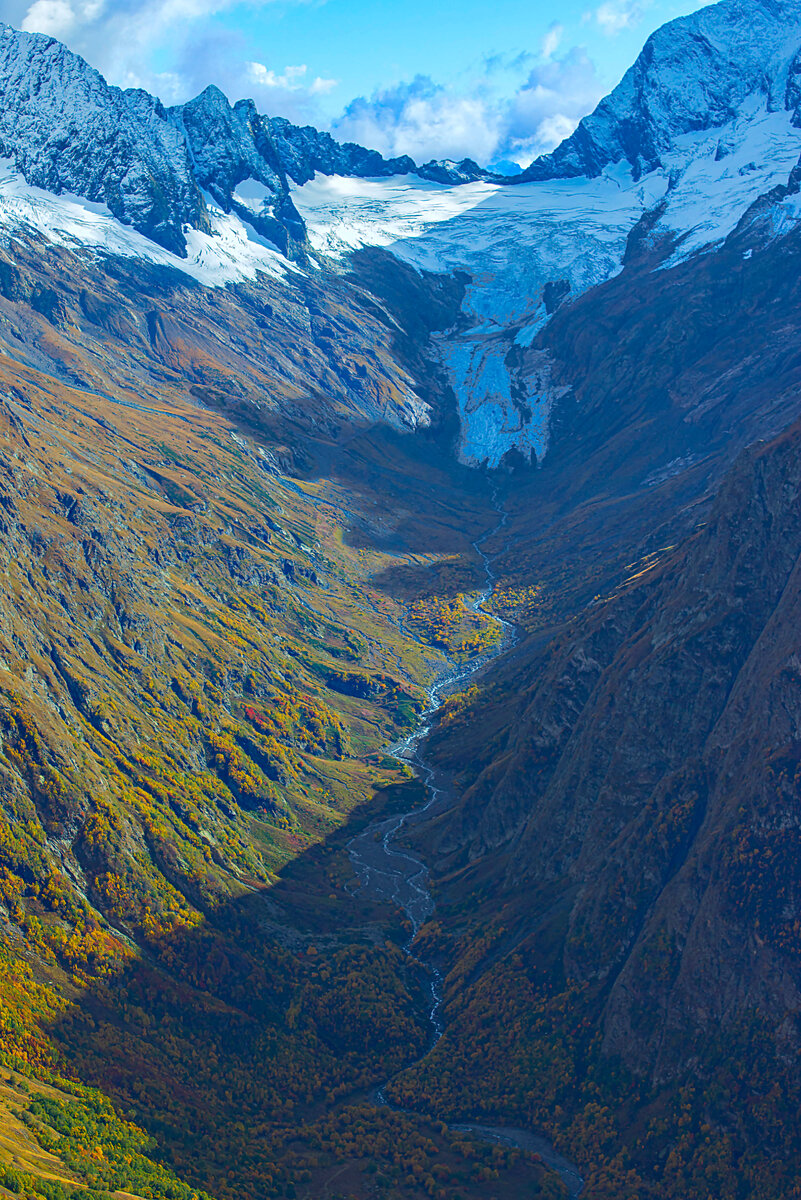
[521,0,801,182]
[430,414,801,1077]
[173,86,307,257]
[268,119,493,186]
[0,22,497,259]
[268,116,417,185]
[0,25,204,255]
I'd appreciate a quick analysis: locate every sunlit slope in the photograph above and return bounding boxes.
[0,342,466,949]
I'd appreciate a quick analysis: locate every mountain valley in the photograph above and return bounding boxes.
[0,0,800,1197]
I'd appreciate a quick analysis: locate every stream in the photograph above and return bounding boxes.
[347,504,585,1199]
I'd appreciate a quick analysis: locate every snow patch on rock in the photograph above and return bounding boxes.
[658,104,801,263]
[0,161,293,285]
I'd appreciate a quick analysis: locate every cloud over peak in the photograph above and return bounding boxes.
[5,0,624,168]
[247,61,337,96]
[332,75,501,164]
[332,45,604,169]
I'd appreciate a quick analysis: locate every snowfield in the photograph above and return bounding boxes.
[0,161,295,286]
[293,102,801,465]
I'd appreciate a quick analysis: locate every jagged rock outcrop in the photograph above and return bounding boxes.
[172,86,307,257]
[521,0,801,182]
[0,24,204,254]
[267,118,494,185]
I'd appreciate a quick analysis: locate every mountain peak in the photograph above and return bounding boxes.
[2,0,801,264]
[522,0,801,182]
[0,20,494,258]
[0,20,203,254]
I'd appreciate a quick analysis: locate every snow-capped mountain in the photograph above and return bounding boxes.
[0,24,204,255]
[523,0,801,182]
[292,0,801,465]
[2,0,801,464]
[0,22,493,263]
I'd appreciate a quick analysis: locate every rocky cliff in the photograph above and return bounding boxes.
[522,0,801,182]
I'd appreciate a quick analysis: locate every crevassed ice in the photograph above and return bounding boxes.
[294,167,662,466]
[294,101,801,467]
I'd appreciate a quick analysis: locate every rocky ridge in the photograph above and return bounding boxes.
[6,0,801,269]
[522,0,801,182]
[0,22,496,261]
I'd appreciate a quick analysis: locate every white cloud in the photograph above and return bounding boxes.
[310,75,337,95]
[502,46,604,164]
[333,76,502,165]
[22,0,77,36]
[588,0,647,35]
[247,61,337,96]
[248,62,306,88]
[330,45,604,171]
[536,113,580,146]
[541,22,564,60]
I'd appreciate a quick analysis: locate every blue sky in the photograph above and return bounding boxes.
[2,0,708,165]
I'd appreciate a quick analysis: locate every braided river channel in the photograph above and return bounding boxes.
[347,507,584,1198]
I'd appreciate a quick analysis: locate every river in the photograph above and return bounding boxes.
[347,504,584,1199]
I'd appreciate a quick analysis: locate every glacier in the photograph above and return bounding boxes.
[292,100,801,465]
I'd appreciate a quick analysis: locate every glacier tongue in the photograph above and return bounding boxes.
[293,168,661,466]
[293,97,801,467]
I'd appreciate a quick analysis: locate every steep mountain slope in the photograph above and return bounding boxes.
[523,0,801,181]
[0,53,524,1195]
[399,415,801,1198]
[0,334,545,1200]
[0,24,205,255]
[0,221,447,438]
[475,195,801,628]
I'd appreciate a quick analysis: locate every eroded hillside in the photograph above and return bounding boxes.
[399,413,801,1198]
[0,215,571,1199]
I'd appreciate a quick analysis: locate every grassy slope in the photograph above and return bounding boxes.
[0,245,560,1199]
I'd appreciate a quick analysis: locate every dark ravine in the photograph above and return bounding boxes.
[347,504,585,1199]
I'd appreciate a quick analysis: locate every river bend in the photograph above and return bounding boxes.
[347,505,584,1199]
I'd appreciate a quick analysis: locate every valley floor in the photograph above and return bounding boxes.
[0,336,575,1199]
